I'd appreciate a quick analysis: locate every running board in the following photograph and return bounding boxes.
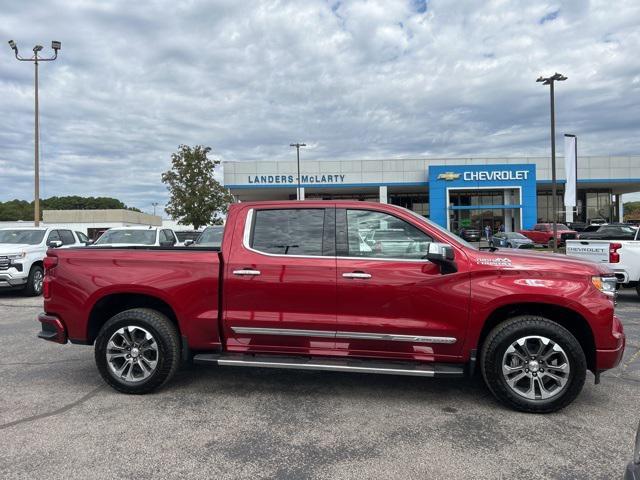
[193,353,464,378]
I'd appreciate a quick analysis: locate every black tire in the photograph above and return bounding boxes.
[23,265,44,296]
[94,308,180,394]
[481,316,586,413]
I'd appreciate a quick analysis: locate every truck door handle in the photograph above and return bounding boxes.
[342,272,372,279]
[233,269,261,276]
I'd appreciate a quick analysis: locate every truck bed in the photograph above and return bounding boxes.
[43,246,223,350]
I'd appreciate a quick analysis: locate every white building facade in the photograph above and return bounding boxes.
[223,156,640,232]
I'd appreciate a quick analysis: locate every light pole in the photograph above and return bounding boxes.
[290,143,306,200]
[152,202,159,216]
[537,72,567,252]
[8,40,61,227]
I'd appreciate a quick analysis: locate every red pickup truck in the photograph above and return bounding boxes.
[520,223,578,247]
[38,201,625,413]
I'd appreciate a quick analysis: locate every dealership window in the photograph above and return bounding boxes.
[251,209,325,256]
[536,191,564,222]
[346,209,432,260]
[389,193,429,217]
[585,191,612,222]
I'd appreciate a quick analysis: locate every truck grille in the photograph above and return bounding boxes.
[0,257,9,271]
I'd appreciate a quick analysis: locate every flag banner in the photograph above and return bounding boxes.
[564,135,577,207]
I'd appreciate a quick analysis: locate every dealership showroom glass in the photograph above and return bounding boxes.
[223,156,639,233]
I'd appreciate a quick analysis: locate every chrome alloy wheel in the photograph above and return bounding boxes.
[33,270,44,294]
[501,335,570,400]
[106,326,158,383]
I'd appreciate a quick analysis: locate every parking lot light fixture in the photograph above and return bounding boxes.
[290,143,307,200]
[537,72,567,252]
[7,39,61,226]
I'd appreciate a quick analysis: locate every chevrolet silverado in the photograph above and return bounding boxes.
[38,201,625,413]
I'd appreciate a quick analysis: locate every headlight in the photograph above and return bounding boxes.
[7,251,26,260]
[591,275,616,297]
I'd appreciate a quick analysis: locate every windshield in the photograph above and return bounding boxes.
[0,230,46,245]
[400,207,476,250]
[95,229,157,245]
[196,227,224,245]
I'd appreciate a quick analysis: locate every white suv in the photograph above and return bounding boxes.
[0,227,86,296]
[92,227,181,247]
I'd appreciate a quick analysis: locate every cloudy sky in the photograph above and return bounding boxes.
[1,0,639,213]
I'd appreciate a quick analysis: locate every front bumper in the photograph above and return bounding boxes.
[0,272,28,289]
[596,315,625,371]
[37,312,68,344]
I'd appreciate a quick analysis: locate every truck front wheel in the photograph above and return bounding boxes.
[481,316,586,413]
[94,308,180,394]
[24,265,44,296]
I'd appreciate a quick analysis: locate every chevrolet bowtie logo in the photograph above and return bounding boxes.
[437,172,461,181]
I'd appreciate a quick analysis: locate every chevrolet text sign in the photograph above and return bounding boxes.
[462,170,529,181]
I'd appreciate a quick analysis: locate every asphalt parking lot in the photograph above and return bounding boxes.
[0,291,638,480]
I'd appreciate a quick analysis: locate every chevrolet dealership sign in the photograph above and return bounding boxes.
[437,169,530,181]
[462,170,530,181]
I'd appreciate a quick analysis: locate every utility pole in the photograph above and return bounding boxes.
[8,40,61,227]
[152,202,159,216]
[289,143,306,200]
[537,72,567,252]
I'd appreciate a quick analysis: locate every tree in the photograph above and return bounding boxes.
[0,196,140,221]
[161,145,233,229]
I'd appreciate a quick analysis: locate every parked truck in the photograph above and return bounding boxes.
[38,201,625,413]
[566,227,640,296]
[519,223,578,248]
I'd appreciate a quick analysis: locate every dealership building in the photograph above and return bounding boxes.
[223,156,640,232]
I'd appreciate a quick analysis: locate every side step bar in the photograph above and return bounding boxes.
[193,353,464,378]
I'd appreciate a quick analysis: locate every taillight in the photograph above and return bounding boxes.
[43,255,58,272]
[609,243,622,263]
[43,277,51,298]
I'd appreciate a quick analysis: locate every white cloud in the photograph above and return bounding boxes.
[1,0,639,211]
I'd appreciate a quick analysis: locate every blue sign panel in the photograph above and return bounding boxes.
[428,164,537,230]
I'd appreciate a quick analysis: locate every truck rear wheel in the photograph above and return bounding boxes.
[94,308,180,394]
[481,316,586,413]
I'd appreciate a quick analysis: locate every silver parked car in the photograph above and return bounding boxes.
[186,225,224,248]
[489,232,534,249]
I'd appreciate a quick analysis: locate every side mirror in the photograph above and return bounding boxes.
[47,240,63,248]
[184,239,194,246]
[426,242,457,274]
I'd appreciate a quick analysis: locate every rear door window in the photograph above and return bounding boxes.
[251,209,326,256]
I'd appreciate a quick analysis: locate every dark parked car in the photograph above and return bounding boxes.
[175,230,202,243]
[625,421,640,480]
[567,222,588,232]
[578,225,638,240]
[489,232,534,249]
[458,228,481,242]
